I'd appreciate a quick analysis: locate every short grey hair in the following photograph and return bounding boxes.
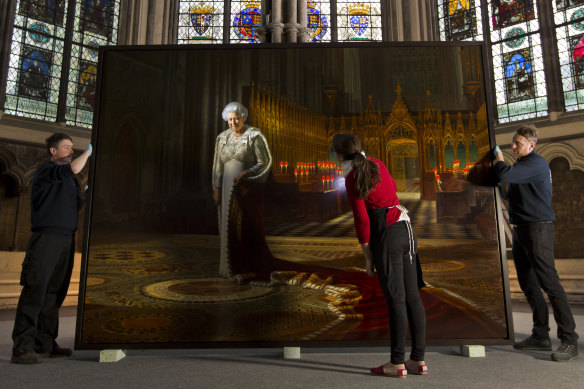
[514,124,538,145]
[222,102,248,121]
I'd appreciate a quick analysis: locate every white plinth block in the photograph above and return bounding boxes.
[283,347,301,359]
[99,349,127,363]
[460,345,485,357]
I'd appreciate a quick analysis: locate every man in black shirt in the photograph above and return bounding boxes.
[11,133,92,364]
[494,125,578,362]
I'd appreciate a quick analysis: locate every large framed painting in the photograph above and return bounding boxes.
[75,42,513,349]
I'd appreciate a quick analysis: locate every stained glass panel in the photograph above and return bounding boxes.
[308,1,331,42]
[337,1,382,42]
[487,1,546,123]
[18,0,66,26]
[437,0,483,41]
[556,0,584,12]
[66,0,119,127]
[490,0,535,30]
[230,1,262,43]
[554,1,584,111]
[4,0,69,121]
[178,1,225,44]
[80,0,116,39]
[5,0,118,126]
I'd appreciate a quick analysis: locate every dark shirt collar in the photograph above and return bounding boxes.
[517,150,536,162]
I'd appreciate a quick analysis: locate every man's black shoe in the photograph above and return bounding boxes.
[11,351,43,364]
[513,336,552,351]
[551,343,578,362]
[37,345,73,358]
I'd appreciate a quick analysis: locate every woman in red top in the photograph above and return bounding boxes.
[332,134,427,378]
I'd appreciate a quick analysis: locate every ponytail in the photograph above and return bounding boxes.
[353,153,381,199]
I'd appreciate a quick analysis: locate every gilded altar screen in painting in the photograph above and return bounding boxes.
[76,43,512,348]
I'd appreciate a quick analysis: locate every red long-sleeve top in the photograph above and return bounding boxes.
[345,157,401,244]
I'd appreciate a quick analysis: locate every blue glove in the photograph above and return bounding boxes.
[492,144,501,160]
[84,185,89,191]
[86,143,93,157]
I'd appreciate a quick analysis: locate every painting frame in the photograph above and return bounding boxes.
[75,41,514,350]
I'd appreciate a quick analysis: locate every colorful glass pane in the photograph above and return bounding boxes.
[230,1,261,43]
[491,0,535,30]
[504,27,526,48]
[337,1,382,42]
[437,0,483,41]
[570,9,584,30]
[29,23,51,44]
[65,0,119,127]
[18,0,66,26]
[76,60,97,110]
[557,0,584,11]
[308,1,331,42]
[178,1,224,44]
[4,1,70,121]
[80,0,115,38]
[18,46,53,101]
[486,1,546,122]
[555,0,584,111]
[5,0,118,125]
[446,0,476,40]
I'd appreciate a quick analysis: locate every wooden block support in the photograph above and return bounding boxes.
[99,349,127,363]
[460,345,485,357]
[283,347,301,359]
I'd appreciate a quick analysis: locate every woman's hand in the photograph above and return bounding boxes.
[213,187,221,206]
[234,170,249,182]
[361,243,376,276]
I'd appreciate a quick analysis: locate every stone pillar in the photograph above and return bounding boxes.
[297,0,310,42]
[285,0,298,42]
[268,0,285,43]
[385,0,404,41]
[118,0,177,45]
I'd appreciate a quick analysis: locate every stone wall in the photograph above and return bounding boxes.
[550,157,584,259]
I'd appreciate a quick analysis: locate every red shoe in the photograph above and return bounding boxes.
[370,365,407,378]
[405,361,428,375]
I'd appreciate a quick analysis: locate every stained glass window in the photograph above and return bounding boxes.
[308,1,331,42]
[436,1,551,123]
[437,0,483,41]
[66,0,119,127]
[4,0,69,121]
[337,1,382,42]
[178,1,224,44]
[230,1,262,43]
[4,0,119,127]
[177,1,382,44]
[488,0,547,123]
[554,0,584,111]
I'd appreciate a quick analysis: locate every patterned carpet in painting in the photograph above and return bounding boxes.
[79,233,509,346]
